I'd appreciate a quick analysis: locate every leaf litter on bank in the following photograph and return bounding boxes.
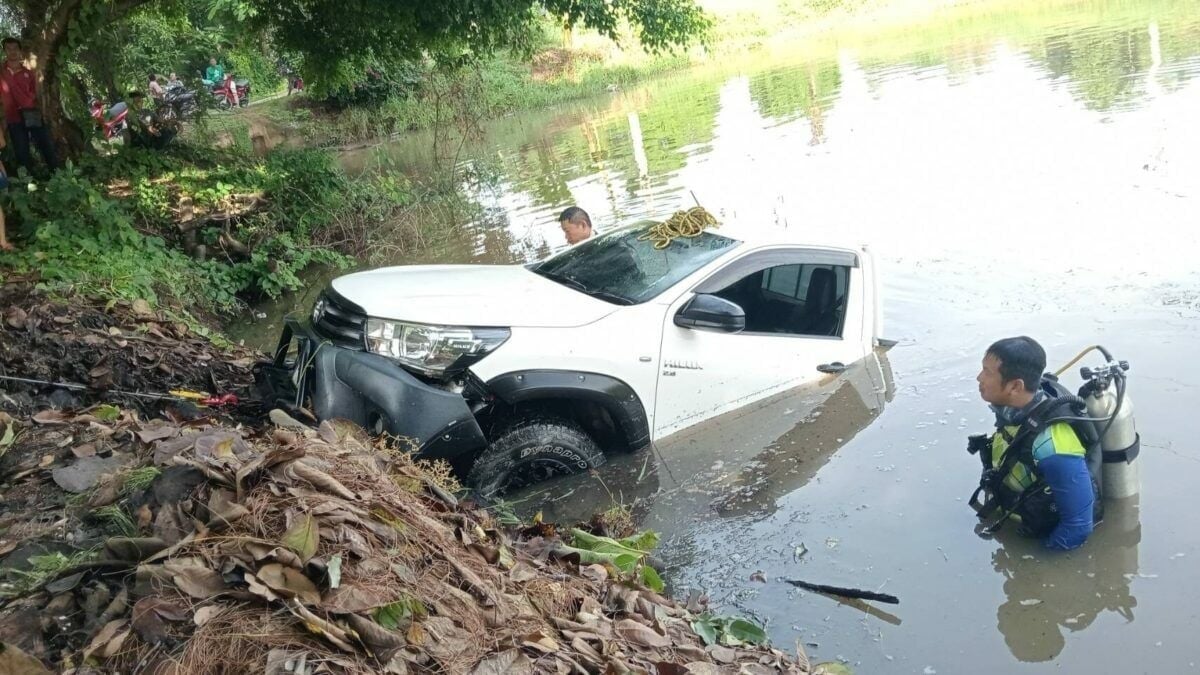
[0,284,813,674]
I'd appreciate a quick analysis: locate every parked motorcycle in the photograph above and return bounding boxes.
[89,98,129,141]
[159,81,199,121]
[202,72,251,110]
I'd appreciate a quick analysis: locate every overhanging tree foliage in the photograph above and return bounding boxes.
[1,0,709,156]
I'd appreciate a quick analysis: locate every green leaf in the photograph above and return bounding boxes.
[0,422,15,457]
[724,618,768,646]
[618,530,660,552]
[373,597,426,630]
[328,553,342,589]
[558,544,641,573]
[94,404,120,422]
[691,617,718,646]
[640,565,665,593]
[282,512,319,563]
[570,529,647,559]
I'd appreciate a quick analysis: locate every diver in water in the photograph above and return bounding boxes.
[969,336,1100,550]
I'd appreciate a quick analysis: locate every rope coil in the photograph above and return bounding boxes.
[637,206,719,249]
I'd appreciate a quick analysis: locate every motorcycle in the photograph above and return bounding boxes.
[159,81,199,121]
[203,73,250,110]
[89,98,129,141]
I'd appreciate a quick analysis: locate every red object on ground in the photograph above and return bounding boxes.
[201,393,239,407]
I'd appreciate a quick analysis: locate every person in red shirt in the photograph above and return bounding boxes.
[1,37,58,175]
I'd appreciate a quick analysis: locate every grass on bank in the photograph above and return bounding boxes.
[0,142,469,318]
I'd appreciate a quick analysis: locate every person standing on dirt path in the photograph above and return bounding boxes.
[1,37,58,176]
[972,336,1096,550]
[559,206,593,245]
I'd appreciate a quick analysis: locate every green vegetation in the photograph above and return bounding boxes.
[95,504,139,537]
[0,143,438,315]
[120,466,163,496]
[0,549,98,599]
[690,612,770,647]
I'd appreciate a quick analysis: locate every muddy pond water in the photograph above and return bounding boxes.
[232,1,1200,671]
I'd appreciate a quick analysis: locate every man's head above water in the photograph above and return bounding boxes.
[978,336,1046,408]
[558,206,592,245]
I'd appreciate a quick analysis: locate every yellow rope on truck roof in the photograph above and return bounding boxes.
[638,206,720,249]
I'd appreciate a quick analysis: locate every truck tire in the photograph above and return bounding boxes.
[466,418,605,498]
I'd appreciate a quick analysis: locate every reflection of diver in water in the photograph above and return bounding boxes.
[993,496,1141,662]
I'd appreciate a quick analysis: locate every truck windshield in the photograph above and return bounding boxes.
[532,227,740,304]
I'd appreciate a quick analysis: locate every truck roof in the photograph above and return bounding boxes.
[675,219,867,253]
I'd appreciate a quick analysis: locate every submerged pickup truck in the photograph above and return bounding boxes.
[256,220,883,496]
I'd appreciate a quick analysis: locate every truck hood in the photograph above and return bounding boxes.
[331,264,619,328]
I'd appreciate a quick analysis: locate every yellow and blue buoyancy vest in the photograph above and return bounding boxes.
[991,395,1087,494]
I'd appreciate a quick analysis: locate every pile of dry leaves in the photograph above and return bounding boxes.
[0,281,257,413]
[0,408,811,674]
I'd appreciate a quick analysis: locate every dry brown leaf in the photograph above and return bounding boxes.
[72,443,97,458]
[193,605,225,627]
[136,423,180,444]
[131,596,189,645]
[683,664,724,675]
[322,584,390,613]
[615,619,671,648]
[794,638,811,672]
[707,645,736,664]
[520,631,560,653]
[206,488,249,528]
[131,298,154,318]
[0,641,52,674]
[245,573,279,602]
[245,541,304,568]
[163,558,227,598]
[470,650,533,675]
[5,306,28,329]
[135,503,154,531]
[255,563,321,605]
[83,619,130,660]
[291,460,357,500]
[32,409,69,425]
[345,613,406,661]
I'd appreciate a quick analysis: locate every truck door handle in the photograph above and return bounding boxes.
[817,362,846,374]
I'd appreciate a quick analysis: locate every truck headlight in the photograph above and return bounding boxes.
[364,319,510,377]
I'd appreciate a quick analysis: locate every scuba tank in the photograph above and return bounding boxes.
[1079,351,1139,499]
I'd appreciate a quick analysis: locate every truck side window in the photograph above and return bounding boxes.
[713,264,849,337]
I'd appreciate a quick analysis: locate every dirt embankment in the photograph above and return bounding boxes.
[0,283,814,674]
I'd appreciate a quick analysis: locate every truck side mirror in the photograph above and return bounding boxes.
[674,294,746,333]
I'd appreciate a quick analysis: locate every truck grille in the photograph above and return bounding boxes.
[312,289,366,349]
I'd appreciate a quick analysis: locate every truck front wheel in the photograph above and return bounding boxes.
[466,419,605,498]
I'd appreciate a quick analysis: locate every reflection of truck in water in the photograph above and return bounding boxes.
[256,221,884,496]
[512,349,895,527]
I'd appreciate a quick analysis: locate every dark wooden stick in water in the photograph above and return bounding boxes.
[784,579,900,604]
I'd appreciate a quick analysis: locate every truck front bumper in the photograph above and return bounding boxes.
[254,318,486,461]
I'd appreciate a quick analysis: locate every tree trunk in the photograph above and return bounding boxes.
[24,0,153,158]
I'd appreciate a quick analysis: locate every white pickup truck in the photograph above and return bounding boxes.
[257,220,883,496]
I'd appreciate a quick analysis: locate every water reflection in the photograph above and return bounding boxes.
[992,497,1141,662]
[513,350,894,531]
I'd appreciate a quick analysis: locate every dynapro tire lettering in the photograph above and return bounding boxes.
[519,444,588,468]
